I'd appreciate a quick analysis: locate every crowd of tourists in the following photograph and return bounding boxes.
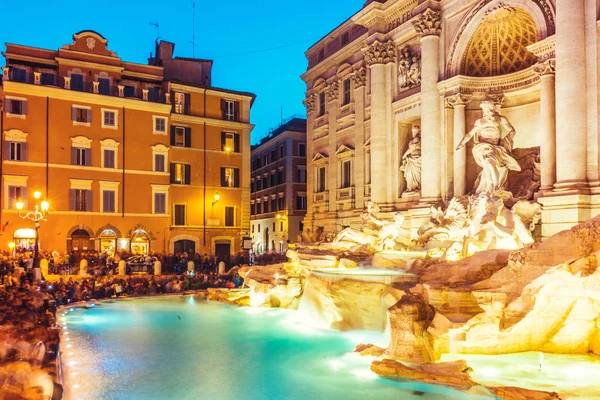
[0,248,249,400]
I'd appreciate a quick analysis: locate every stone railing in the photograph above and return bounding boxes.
[314,114,328,129]
[338,102,355,118]
[314,191,329,204]
[337,186,355,201]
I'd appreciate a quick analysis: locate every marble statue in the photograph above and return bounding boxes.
[398,47,421,89]
[400,126,422,193]
[461,194,534,257]
[333,203,412,251]
[456,101,521,194]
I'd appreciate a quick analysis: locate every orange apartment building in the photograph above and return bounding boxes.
[0,31,254,261]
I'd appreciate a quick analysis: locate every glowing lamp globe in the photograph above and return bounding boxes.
[34,191,42,199]
[41,201,50,211]
[15,200,24,210]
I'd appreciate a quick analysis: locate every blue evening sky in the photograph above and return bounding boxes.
[0,0,364,144]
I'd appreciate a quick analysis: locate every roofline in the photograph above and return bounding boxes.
[305,6,363,54]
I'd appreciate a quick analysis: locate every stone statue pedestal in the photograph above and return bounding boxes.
[154,260,162,275]
[187,261,195,274]
[118,260,126,275]
[402,191,421,199]
[79,259,88,276]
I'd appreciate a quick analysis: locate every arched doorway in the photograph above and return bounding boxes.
[13,228,36,254]
[174,240,195,254]
[70,229,91,252]
[98,229,118,256]
[130,230,150,255]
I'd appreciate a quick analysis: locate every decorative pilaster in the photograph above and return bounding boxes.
[533,59,557,191]
[165,92,171,105]
[2,67,9,81]
[142,89,149,101]
[303,94,316,113]
[93,81,99,94]
[351,67,367,88]
[446,94,471,196]
[64,76,71,90]
[325,81,340,102]
[118,85,124,98]
[414,8,442,202]
[364,40,396,205]
[554,0,588,190]
[34,72,41,85]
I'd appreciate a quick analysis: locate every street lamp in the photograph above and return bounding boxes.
[16,191,49,273]
[212,192,221,206]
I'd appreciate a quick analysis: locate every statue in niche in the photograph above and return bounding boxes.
[398,47,421,89]
[400,125,422,193]
[456,100,522,194]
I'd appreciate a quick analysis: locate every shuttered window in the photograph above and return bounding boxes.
[224,207,235,227]
[4,142,27,161]
[174,204,186,226]
[6,99,27,115]
[221,132,240,152]
[170,163,191,185]
[72,148,91,166]
[171,126,191,148]
[7,186,27,209]
[70,74,84,91]
[102,190,115,213]
[296,196,307,210]
[154,154,165,172]
[221,100,239,121]
[98,78,110,95]
[154,193,166,214]
[72,107,91,123]
[70,189,92,211]
[220,167,239,188]
[103,149,115,168]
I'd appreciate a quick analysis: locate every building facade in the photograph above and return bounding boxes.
[302,0,597,238]
[0,31,254,260]
[250,117,307,253]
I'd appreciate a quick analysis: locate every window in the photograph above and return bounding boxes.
[280,221,284,232]
[174,204,186,226]
[72,107,91,124]
[278,169,285,184]
[154,193,166,214]
[263,155,268,165]
[103,149,115,168]
[171,126,191,148]
[262,176,268,189]
[279,145,285,158]
[256,202,262,214]
[222,100,239,121]
[319,92,326,116]
[264,201,269,213]
[298,169,306,183]
[6,99,27,116]
[170,163,191,185]
[270,173,276,187]
[255,179,261,191]
[102,110,116,128]
[341,32,349,46]
[40,72,55,86]
[258,224,261,233]
[271,150,277,162]
[98,78,110,95]
[221,132,240,152]
[225,207,235,227]
[70,74,84,91]
[154,117,167,134]
[278,197,285,210]
[102,191,115,213]
[7,186,27,209]
[123,85,135,98]
[4,142,27,161]
[318,48,325,62]
[148,87,160,102]
[221,167,240,188]
[342,160,352,188]
[72,148,91,166]
[10,68,27,83]
[343,79,351,105]
[299,221,304,232]
[252,224,255,233]
[70,189,91,212]
[296,196,307,210]
[317,166,326,192]
[251,204,256,215]
[271,199,276,212]
[174,92,188,114]
[298,143,306,157]
[154,154,165,172]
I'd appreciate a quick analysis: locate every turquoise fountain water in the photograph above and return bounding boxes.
[60,296,491,400]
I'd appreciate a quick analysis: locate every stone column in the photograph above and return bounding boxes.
[352,68,367,210]
[446,94,470,196]
[554,0,588,189]
[364,40,396,205]
[413,8,442,201]
[303,94,316,229]
[533,60,557,191]
[326,81,340,213]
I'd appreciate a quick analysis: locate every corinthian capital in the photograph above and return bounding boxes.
[303,94,316,113]
[413,8,441,38]
[446,94,471,108]
[363,40,396,66]
[351,67,367,88]
[533,59,556,76]
[325,81,340,102]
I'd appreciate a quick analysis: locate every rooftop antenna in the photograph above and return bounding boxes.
[149,22,160,41]
[192,2,196,57]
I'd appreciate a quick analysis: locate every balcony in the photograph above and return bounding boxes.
[314,190,328,204]
[313,190,329,213]
[2,68,166,104]
[338,102,355,118]
[337,186,355,201]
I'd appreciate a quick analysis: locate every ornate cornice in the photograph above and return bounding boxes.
[303,94,316,113]
[413,8,441,38]
[527,36,556,63]
[446,94,471,108]
[351,67,367,88]
[533,59,556,76]
[326,81,340,102]
[363,40,396,66]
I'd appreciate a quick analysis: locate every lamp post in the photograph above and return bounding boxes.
[15,191,49,275]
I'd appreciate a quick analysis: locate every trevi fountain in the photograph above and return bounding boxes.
[210,102,600,399]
